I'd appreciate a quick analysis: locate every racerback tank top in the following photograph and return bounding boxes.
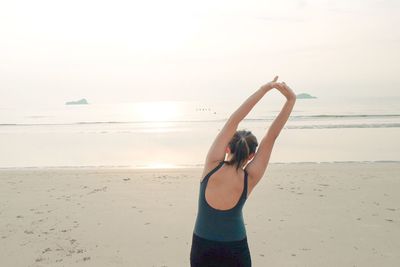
[193,160,249,242]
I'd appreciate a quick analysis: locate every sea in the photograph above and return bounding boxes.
[1,95,399,169]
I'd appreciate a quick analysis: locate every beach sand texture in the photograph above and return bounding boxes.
[1,162,399,266]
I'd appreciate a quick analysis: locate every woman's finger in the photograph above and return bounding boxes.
[275,83,284,90]
[283,82,291,90]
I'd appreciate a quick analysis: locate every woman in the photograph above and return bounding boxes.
[190,75,296,267]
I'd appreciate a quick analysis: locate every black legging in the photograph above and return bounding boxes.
[190,233,252,267]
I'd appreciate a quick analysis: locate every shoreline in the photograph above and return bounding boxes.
[1,160,400,170]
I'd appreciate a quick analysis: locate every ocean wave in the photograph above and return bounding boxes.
[293,114,400,118]
[1,160,399,170]
[285,123,400,129]
[0,120,225,127]
[1,114,400,128]
[245,114,400,121]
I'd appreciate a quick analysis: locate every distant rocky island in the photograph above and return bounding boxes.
[65,98,89,105]
[296,93,317,99]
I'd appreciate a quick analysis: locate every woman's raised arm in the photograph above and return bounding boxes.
[229,76,279,124]
[204,76,280,164]
[245,82,296,185]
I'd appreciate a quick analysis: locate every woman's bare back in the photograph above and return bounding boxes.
[200,161,255,211]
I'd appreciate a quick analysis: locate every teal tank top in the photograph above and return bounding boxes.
[193,160,249,242]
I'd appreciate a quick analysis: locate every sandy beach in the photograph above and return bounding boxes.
[1,162,399,267]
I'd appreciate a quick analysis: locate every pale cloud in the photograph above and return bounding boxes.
[0,0,399,106]
[297,0,308,9]
[257,16,306,22]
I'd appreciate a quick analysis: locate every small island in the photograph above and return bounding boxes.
[65,98,89,105]
[296,93,317,99]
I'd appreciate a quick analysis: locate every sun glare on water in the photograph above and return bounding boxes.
[142,162,177,169]
[133,101,181,122]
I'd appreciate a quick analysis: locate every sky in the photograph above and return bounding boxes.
[0,0,399,106]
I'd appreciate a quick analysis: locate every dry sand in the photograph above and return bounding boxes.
[0,162,399,266]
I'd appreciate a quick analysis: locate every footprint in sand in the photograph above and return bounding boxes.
[144,222,151,225]
[66,249,75,256]
[42,248,51,254]
[87,186,108,195]
[386,208,396,211]
[35,257,45,262]
[385,219,394,222]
